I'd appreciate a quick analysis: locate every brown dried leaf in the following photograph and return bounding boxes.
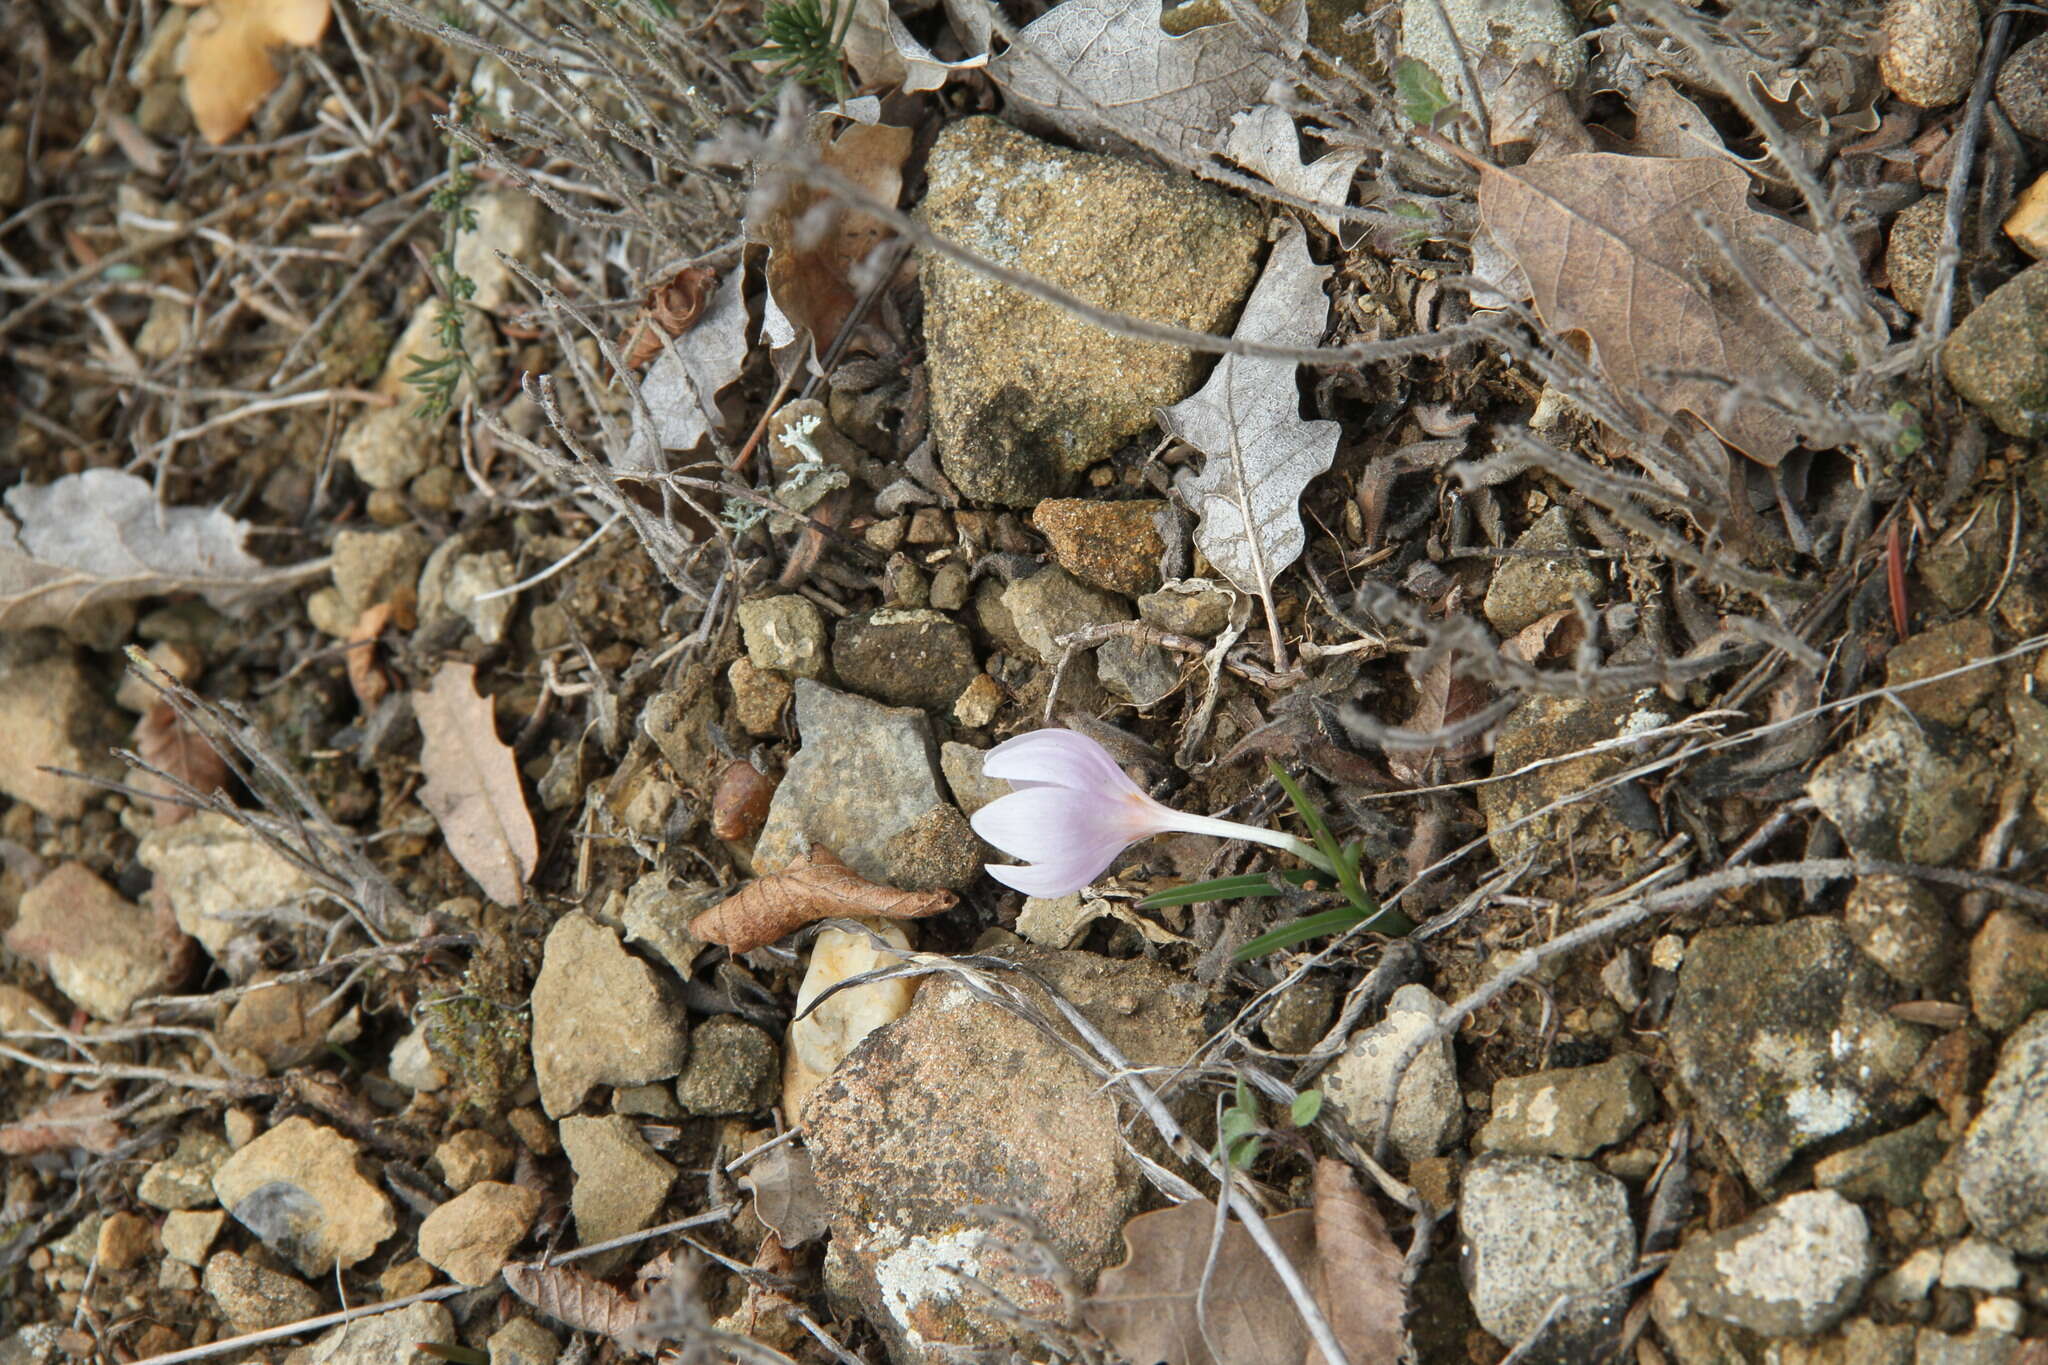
[503,1262,648,1349]
[1083,1199,1318,1365]
[1478,153,1860,465]
[0,1090,123,1156]
[709,759,779,842]
[414,661,538,907]
[1500,607,1587,666]
[619,266,718,370]
[750,117,912,350]
[1304,1159,1407,1365]
[344,603,394,710]
[1386,655,1490,784]
[133,701,230,827]
[170,0,333,144]
[688,844,954,953]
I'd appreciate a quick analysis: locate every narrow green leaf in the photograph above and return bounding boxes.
[1291,1090,1323,1126]
[1138,874,1284,908]
[1232,907,1375,961]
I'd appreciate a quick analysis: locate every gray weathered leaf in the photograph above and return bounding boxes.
[1161,224,1337,609]
[988,0,1302,160]
[1221,106,1364,245]
[0,469,327,631]
[621,264,750,469]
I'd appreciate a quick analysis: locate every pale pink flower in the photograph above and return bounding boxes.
[968,728,1332,898]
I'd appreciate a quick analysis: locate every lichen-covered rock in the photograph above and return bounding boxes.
[1478,690,1673,865]
[1476,1055,1654,1158]
[1666,917,1929,1189]
[1944,261,2048,437]
[921,118,1262,505]
[1460,1155,1634,1363]
[1807,713,1993,864]
[1323,984,1464,1163]
[1656,1191,1871,1339]
[804,942,1205,1364]
[1957,1011,2048,1254]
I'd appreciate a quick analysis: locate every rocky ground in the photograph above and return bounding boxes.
[2,0,2048,1363]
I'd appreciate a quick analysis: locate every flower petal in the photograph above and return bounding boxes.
[969,785,1139,867]
[982,728,1146,798]
[984,856,1111,899]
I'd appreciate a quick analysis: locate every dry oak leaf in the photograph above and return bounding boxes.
[688,844,954,954]
[414,661,538,908]
[0,469,327,631]
[171,0,332,145]
[1305,1158,1408,1365]
[503,1262,649,1353]
[987,0,1304,161]
[748,115,913,353]
[1478,152,1863,465]
[343,602,394,711]
[1083,1198,1319,1365]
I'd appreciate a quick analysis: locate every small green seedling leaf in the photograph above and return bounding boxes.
[1290,1089,1323,1126]
[1139,873,1286,908]
[1396,58,1454,127]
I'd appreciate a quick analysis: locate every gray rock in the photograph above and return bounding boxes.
[211,1116,397,1276]
[752,680,954,886]
[488,1318,562,1365]
[673,1015,780,1115]
[831,609,979,712]
[530,914,689,1117]
[1477,1055,1654,1158]
[1915,1330,2024,1365]
[445,551,518,646]
[1996,32,2048,139]
[1482,508,1603,636]
[1885,619,1997,727]
[559,1114,676,1275]
[1323,983,1464,1163]
[1097,634,1181,707]
[1845,875,1960,990]
[138,812,324,966]
[1887,195,1967,318]
[1659,1191,1870,1339]
[1922,493,2011,612]
[337,405,438,492]
[1261,975,1338,1055]
[920,117,1262,505]
[611,873,712,981]
[1003,566,1131,663]
[202,1251,322,1334]
[1968,910,2048,1033]
[3,863,186,1022]
[1667,917,1929,1189]
[1138,578,1238,637]
[302,1301,456,1365]
[1477,690,1673,866]
[1940,1238,2019,1292]
[738,595,829,679]
[330,528,427,617]
[805,942,1205,1364]
[641,678,719,789]
[1459,1155,1634,1363]
[1813,1113,1949,1207]
[0,649,120,819]
[1957,1011,2048,1254]
[940,741,1008,816]
[1806,713,1992,864]
[452,190,549,312]
[1403,0,1586,104]
[1944,261,2048,437]
[1879,0,1981,108]
[140,1130,231,1211]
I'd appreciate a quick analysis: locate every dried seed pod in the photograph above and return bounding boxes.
[710,759,780,842]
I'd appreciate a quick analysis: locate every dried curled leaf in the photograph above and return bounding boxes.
[0,470,326,631]
[1477,152,1863,464]
[1221,106,1364,245]
[623,262,752,469]
[133,701,231,827]
[170,0,332,144]
[0,1090,124,1157]
[503,1262,648,1350]
[344,603,394,710]
[1084,1198,1318,1365]
[988,0,1303,160]
[1161,223,1338,615]
[1305,1158,1408,1365]
[620,266,718,370]
[688,844,954,953]
[414,661,538,908]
